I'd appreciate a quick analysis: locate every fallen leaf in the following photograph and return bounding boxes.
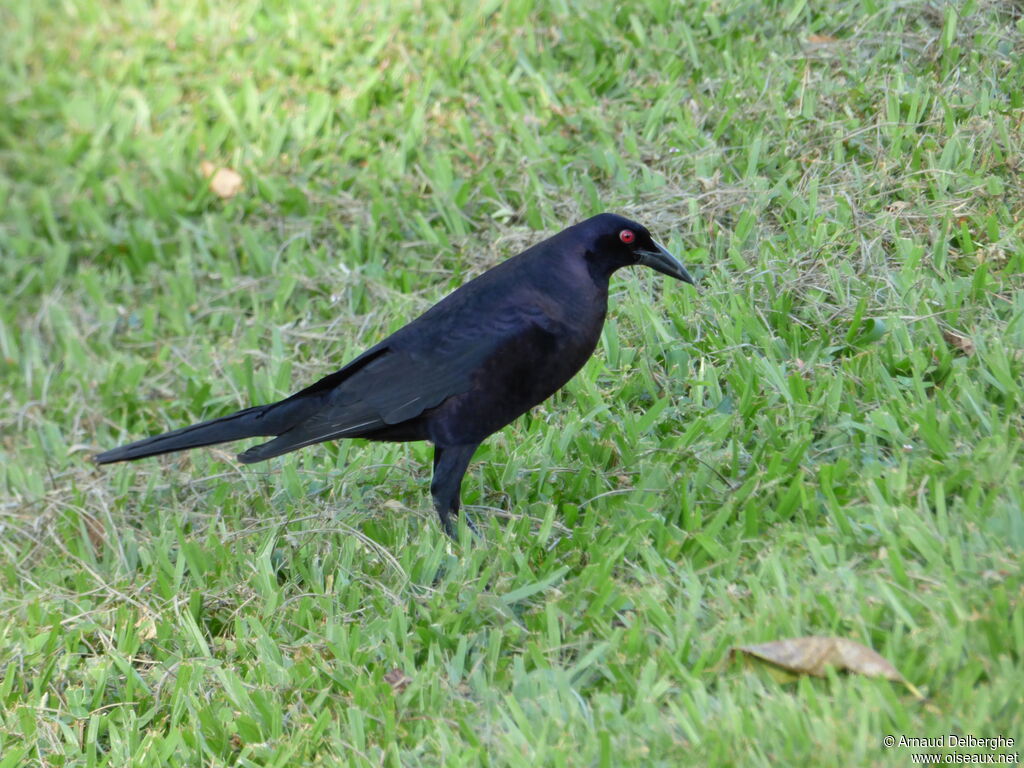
[941,329,975,356]
[732,636,923,698]
[384,668,412,693]
[135,611,157,641]
[211,168,243,198]
[82,512,106,551]
[807,34,838,44]
[199,162,243,198]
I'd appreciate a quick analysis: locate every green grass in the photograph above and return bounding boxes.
[2,0,1023,765]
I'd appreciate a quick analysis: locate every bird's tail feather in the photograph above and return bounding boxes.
[94,404,282,464]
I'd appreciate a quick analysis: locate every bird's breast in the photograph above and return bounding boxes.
[425,290,608,446]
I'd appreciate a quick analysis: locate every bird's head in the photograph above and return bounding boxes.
[578,213,695,285]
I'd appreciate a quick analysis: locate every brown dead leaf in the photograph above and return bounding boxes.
[199,162,243,199]
[732,637,923,697]
[807,34,838,44]
[82,512,106,551]
[384,668,412,693]
[941,329,975,356]
[210,168,243,198]
[135,609,158,641]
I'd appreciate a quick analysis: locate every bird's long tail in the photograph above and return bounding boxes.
[93,402,300,464]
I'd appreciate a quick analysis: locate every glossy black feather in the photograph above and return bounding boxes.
[95,213,695,537]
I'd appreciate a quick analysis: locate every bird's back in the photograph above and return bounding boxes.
[245,225,613,454]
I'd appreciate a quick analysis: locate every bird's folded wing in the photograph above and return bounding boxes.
[342,342,490,425]
[330,301,559,429]
[238,307,549,461]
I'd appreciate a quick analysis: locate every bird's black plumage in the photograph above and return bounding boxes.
[95,213,695,537]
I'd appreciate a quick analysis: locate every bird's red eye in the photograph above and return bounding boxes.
[619,229,635,244]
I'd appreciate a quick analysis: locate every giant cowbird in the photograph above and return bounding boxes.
[95,213,695,537]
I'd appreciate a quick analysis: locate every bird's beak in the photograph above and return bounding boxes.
[637,241,695,285]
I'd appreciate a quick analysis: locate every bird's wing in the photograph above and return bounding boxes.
[237,303,557,462]
[338,341,494,426]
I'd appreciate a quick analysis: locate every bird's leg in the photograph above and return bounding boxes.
[431,443,481,539]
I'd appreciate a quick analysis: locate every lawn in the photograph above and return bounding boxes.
[2,0,1022,765]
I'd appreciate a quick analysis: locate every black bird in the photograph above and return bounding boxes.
[95,213,695,537]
